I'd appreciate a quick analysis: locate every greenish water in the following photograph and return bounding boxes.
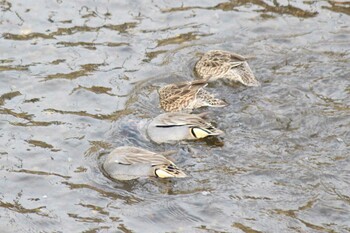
[0,0,349,232]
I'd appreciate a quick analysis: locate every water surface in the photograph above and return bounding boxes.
[0,0,349,232]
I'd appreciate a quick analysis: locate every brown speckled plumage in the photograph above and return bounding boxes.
[195,50,259,87]
[158,80,226,112]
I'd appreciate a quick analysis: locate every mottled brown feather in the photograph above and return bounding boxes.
[194,50,259,86]
[159,80,225,112]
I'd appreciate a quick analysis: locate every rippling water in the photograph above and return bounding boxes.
[0,0,349,232]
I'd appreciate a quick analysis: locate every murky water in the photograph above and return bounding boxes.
[1,0,349,232]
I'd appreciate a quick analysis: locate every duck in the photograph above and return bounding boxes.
[147,112,223,144]
[194,50,260,87]
[158,80,227,112]
[103,146,186,180]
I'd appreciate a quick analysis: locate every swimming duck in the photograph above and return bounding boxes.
[158,80,227,112]
[103,146,186,180]
[147,112,223,144]
[194,50,259,87]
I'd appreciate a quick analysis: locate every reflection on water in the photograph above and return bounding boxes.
[162,0,318,18]
[322,1,350,15]
[0,0,349,232]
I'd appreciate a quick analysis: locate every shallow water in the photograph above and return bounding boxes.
[0,0,349,232]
